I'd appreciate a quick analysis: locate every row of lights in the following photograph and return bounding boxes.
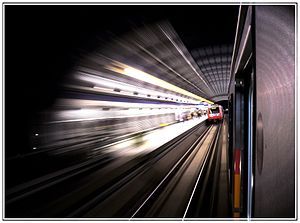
[107,64,214,105]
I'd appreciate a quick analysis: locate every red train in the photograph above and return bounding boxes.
[207,105,223,122]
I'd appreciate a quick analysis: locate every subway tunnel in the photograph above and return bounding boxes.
[4,3,296,220]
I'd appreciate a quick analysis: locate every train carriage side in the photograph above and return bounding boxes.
[228,5,295,218]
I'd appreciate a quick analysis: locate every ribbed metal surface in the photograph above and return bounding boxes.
[191,45,233,98]
[99,22,214,100]
[254,5,295,218]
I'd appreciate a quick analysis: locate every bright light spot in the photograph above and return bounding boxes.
[33,147,37,150]
[79,108,98,116]
[35,133,39,136]
[123,67,144,77]
[159,123,169,127]
[122,67,214,104]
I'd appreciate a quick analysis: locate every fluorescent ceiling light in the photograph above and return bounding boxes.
[77,72,200,104]
[111,66,213,104]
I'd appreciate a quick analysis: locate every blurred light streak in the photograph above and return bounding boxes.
[105,116,208,158]
[28,21,216,162]
[108,65,213,104]
[55,99,205,112]
[76,72,198,104]
[133,42,210,97]
[158,23,215,96]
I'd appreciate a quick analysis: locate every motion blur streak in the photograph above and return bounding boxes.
[4,3,242,219]
[6,21,213,192]
[5,15,219,219]
[31,21,214,159]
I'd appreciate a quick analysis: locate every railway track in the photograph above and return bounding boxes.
[132,125,221,219]
[6,121,222,219]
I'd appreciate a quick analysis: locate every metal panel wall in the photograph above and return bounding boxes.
[254,6,295,218]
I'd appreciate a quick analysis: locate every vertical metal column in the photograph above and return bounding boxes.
[247,72,254,218]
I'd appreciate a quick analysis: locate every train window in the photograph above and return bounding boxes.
[210,107,220,114]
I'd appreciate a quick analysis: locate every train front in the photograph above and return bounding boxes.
[207,105,223,123]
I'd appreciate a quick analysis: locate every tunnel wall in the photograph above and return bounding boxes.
[254,6,295,218]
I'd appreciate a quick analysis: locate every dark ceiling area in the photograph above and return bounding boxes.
[5,5,238,107]
[170,6,239,48]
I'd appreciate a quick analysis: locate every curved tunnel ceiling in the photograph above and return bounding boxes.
[169,5,238,102]
[82,35,235,103]
[89,6,238,103]
[98,22,214,98]
[191,45,233,100]
[70,5,239,103]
